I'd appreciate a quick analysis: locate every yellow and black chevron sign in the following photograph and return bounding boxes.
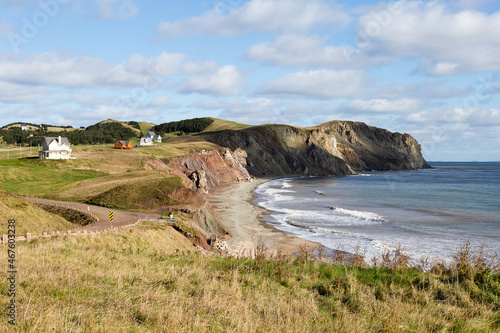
[109,211,113,221]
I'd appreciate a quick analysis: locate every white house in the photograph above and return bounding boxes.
[138,131,161,146]
[39,136,73,159]
[145,131,162,143]
[139,136,153,146]
[21,124,28,131]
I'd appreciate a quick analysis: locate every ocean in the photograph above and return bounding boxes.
[253,162,500,263]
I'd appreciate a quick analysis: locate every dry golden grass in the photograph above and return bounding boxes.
[0,190,75,235]
[45,127,82,132]
[203,118,251,132]
[138,140,218,160]
[50,170,169,202]
[0,226,498,332]
[71,146,152,174]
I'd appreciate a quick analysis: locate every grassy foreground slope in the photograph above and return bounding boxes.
[0,225,499,332]
[0,190,75,234]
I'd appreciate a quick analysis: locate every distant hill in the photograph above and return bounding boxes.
[151,117,215,135]
[0,120,137,146]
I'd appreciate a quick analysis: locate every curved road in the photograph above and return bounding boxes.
[24,197,161,232]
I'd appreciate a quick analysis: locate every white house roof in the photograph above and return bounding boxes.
[42,136,71,147]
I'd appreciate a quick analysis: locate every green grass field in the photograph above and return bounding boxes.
[0,159,103,196]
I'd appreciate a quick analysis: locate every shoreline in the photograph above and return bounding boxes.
[208,177,322,256]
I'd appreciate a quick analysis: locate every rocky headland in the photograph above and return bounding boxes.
[164,120,430,251]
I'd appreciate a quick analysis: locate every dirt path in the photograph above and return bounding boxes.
[24,197,161,232]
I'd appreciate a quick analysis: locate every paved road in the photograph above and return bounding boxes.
[25,197,161,232]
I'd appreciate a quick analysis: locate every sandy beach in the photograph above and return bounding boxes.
[208,178,320,256]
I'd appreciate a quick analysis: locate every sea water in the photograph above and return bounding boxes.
[254,162,500,262]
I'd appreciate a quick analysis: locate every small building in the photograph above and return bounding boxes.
[153,134,162,143]
[21,124,28,131]
[115,140,134,150]
[39,136,72,159]
[141,131,161,145]
[138,137,153,146]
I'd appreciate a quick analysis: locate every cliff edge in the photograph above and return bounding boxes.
[203,120,429,176]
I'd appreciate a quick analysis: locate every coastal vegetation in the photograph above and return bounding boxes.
[151,117,214,135]
[0,224,498,332]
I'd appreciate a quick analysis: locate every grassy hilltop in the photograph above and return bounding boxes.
[0,117,498,331]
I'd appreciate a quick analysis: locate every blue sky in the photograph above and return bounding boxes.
[1,0,500,161]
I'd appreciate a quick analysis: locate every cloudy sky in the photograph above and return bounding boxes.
[1,0,499,161]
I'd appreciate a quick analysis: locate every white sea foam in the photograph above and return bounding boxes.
[252,170,500,263]
[331,207,385,223]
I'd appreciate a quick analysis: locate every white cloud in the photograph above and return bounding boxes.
[357,1,500,75]
[258,69,364,99]
[341,98,426,113]
[149,96,171,108]
[95,0,138,20]
[454,0,494,10]
[81,105,158,120]
[148,96,181,109]
[246,34,350,67]
[70,92,114,107]
[157,0,350,39]
[406,108,500,126]
[0,53,140,88]
[378,82,471,100]
[246,34,394,68]
[0,52,233,93]
[0,81,48,103]
[179,65,244,96]
[196,98,279,124]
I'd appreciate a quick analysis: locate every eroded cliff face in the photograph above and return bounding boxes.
[204,121,429,176]
[204,121,428,176]
[168,147,251,192]
[321,121,430,171]
[204,125,354,177]
[166,147,252,238]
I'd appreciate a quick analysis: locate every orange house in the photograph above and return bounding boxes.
[115,140,134,150]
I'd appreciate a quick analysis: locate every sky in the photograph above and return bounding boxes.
[1,0,500,161]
